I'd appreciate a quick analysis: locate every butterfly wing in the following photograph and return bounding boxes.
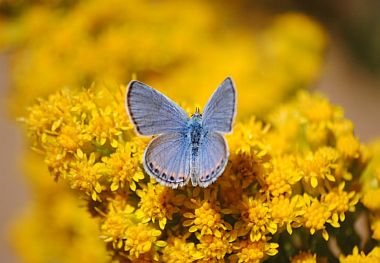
[196,132,229,188]
[202,77,236,133]
[126,80,189,136]
[144,133,192,188]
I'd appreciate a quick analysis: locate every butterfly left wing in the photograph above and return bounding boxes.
[196,132,229,187]
[144,132,192,188]
[126,80,189,136]
[202,77,236,134]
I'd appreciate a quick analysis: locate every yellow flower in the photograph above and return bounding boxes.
[100,197,135,248]
[68,151,106,201]
[196,230,236,262]
[161,236,202,263]
[102,141,145,191]
[263,155,301,196]
[236,195,277,241]
[300,147,340,188]
[321,182,359,223]
[136,182,185,229]
[233,239,279,263]
[183,188,231,236]
[337,134,361,159]
[340,246,380,263]
[124,223,166,261]
[227,119,270,189]
[362,189,380,211]
[371,218,380,241]
[270,195,303,234]
[291,251,316,263]
[301,194,333,240]
[21,83,369,262]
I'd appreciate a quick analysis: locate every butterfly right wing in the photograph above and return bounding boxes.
[202,77,236,133]
[126,80,189,136]
[196,132,229,188]
[143,132,192,188]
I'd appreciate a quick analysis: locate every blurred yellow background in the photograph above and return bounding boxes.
[1,0,380,262]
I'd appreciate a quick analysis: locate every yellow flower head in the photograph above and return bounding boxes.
[136,182,185,230]
[264,155,301,196]
[161,236,202,263]
[301,194,331,240]
[300,147,340,189]
[68,151,106,201]
[102,141,145,191]
[234,239,279,263]
[291,251,317,263]
[340,246,380,263]
[183,188,231,237]
[362,189,380,211]
[270,195,303,234]
[124,223,166,261]
[196,230,236,261]
[236,195,277,241]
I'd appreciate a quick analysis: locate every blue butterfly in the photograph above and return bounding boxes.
[126,77,236,188]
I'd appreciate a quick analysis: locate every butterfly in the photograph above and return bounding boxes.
[126,77,236,188]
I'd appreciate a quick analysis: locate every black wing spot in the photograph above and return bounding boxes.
[206,174,210,179]
[154,168,159,174]
[162,172,167,178]
[149,162,154,169]
[170,176,175,181]
[211,170,215,175]
[216,165,220,170]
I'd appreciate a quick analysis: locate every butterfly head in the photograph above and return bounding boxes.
[192,107,202,117]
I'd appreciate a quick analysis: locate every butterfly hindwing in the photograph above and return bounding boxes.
[144,133,192,188]
[126,81,189,136]
[196,132,228,187]
[202,77,236,133]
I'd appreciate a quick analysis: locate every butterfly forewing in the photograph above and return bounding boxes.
[126,81,189,136]
[202,77,236,133]
[144,133,192,188]
[196,132,228,187]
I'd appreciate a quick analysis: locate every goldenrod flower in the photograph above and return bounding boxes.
[301,194,333,240]
[102,141,145,191]
[339,246,380,263]
[100,198,135,248]
[337,134,361,159]
[136,182,185,229]
[264,156,301,196]
[291,251,317,263]
[236,195,277,241]
[300,147,340,188]
[362,189,380,211]
[161,236,202,263]
[183,188,231,236]
[68,151,106,201]
[124,222,166,261]
[233,239,279,263]
[371,218,380,240]
[196,230,236,261]
[20,84,368,261]
[321,182,359,222]
[270,195,303,234]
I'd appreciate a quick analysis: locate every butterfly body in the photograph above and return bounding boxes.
[126,77,236,188]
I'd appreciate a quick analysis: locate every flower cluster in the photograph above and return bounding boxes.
[3,1,377,261]
[21,84,369,262]
[361,140,380,245]
[0,0,326,118]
